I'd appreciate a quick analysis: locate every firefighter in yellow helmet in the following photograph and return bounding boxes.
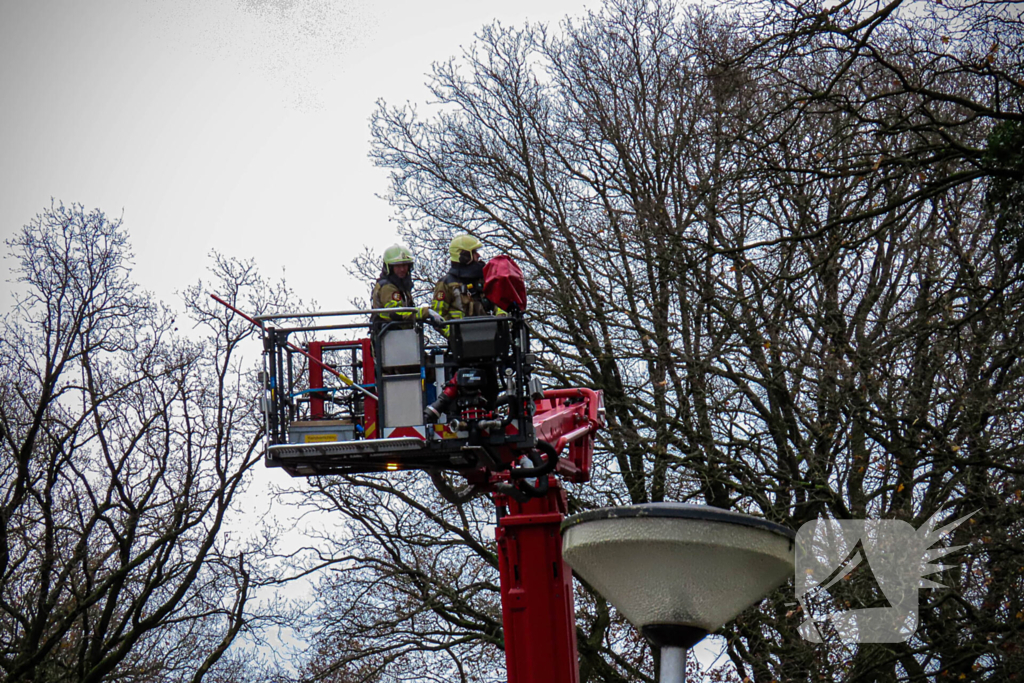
[424,234,496,421]
[430,234,491,330]
[371,244,419,330]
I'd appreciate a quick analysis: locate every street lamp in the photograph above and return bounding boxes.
[562,503,795,682]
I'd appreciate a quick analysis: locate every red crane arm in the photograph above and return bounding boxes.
[494,387,605,683]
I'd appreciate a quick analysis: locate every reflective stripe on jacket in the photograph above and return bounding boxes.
[371,278,414,322]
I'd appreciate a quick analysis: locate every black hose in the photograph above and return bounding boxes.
[513,449,549,498]
[493,481,531,503]
[427,469,481,505]
[509,440,558,479]
[490,442,558,502]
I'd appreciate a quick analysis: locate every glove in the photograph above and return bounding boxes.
[417,305,444,325]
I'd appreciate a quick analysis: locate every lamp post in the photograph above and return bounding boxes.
[562,503,795,683]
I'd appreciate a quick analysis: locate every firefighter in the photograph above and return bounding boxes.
[371,244,421,329]
[430,234,492,328]
[424,234,500,422]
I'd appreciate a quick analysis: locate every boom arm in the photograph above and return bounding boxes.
[490,388,603,683]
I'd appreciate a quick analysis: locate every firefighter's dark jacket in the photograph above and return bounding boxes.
[430,261,489,322]
[371,270,415,328]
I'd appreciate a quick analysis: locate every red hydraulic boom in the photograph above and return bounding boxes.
[493,388,603,683]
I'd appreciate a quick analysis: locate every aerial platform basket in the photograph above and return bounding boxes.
[255,306,561,478]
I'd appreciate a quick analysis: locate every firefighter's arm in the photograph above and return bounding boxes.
[431,283,462,336]
[430,283,453,319]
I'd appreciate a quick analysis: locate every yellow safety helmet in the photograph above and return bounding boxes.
[383,244,414,269]
[449,234,483,263]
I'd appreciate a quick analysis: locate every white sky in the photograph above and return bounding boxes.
[1,0,595,308]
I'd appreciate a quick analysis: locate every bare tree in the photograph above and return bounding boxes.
[725,0,1024,247]
[290,474,505,683]
[281,0,1024,680]
[0,203,294,682]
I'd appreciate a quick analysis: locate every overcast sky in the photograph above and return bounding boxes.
[1,0,594,309]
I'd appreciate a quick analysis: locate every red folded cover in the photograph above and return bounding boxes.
[483,255,527,312]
